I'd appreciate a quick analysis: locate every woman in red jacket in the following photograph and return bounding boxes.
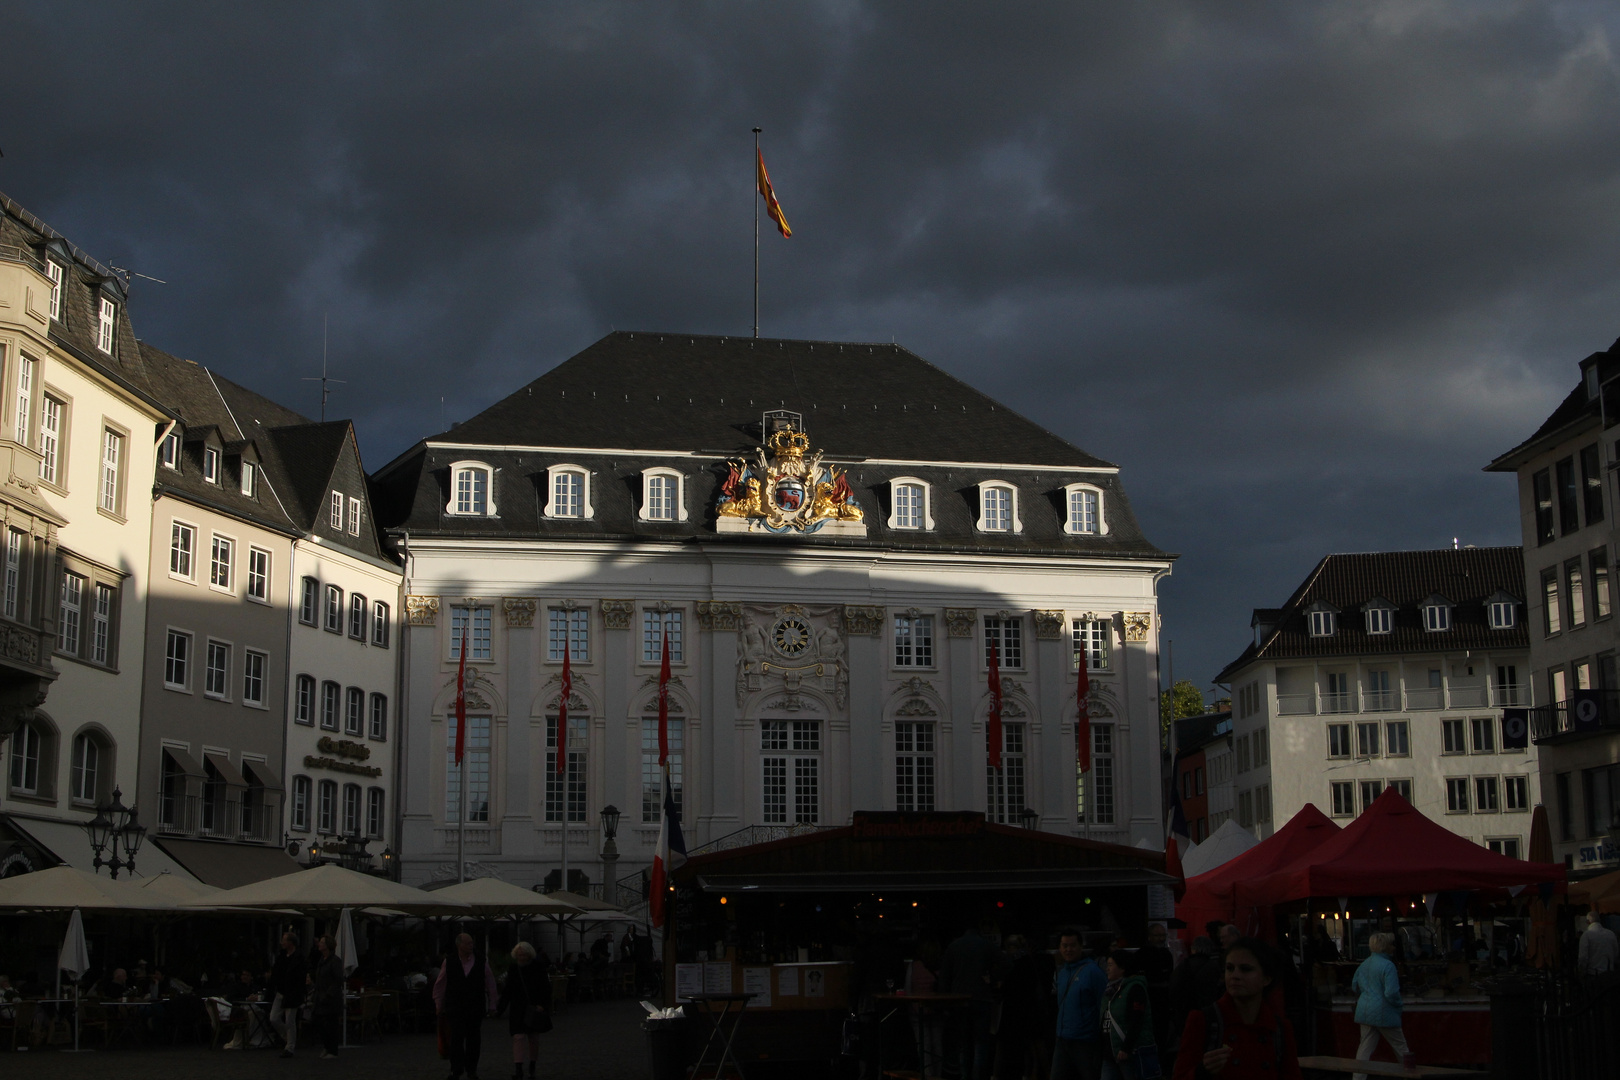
[1173,938,1301,1080]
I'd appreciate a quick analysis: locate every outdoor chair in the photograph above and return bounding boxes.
[346,993,383,1043]
[374,989,401,1033]
[2,1000,35,1050]
[78,1001,112,1047]
[205,998,246,1050]
[616,963,636,998]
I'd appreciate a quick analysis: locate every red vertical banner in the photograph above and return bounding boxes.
[1076,645,1092,774]
[987,640,1003,770]
[657,630,671,765]
[556,646,572,776]
[454,625,469,765]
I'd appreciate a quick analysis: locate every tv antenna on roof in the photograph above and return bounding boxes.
[301,314,345,423]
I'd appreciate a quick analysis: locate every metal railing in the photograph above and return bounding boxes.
[687,822,835,856]
[1530,690,1620,742]
[1527,972,1620,1080]
[1362,689,1399,712]
[1405,687,1444,711]
[157,790,282,843]
[1278,684,1529,716]
[1321,692,1355,714]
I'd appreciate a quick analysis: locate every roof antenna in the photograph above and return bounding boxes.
[301,314,345,423]
[1453,537,1459,550]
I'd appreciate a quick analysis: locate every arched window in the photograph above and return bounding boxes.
[366,787,385,839]
[640,470,686,522]
[317,779,338,834]
[369,693,388,741]
[976,482,1019,533]
[887,478,933,531]
[1063,484,1106,535]
[9,721,42,795]
[342,783,362,836]
[345,687,364,736]
[70,732,104,804]
[290,775,312,832]
[447,462,496,516]
[544,464,593,519]
[321,681,341,730]
[294,674,315,725]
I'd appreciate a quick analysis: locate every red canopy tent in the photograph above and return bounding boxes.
[1177,803,1341,937]
[1237,788,1565,909]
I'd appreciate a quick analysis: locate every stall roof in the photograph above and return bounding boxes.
[1179,804,1340,923]
[154,837,301,889]
[4,813,199,882]
[676,811,1170,893]
[1237,788,1565,905]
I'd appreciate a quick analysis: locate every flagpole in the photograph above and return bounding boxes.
[458,759,466,883]
[753,127,761,338]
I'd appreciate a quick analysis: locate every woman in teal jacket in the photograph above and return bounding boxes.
[1102,950,1156,1080]
[1350,932,1411,1080]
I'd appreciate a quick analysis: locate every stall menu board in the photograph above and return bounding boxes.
[703,962,734,994]
[674,963,704,1001]
[743,967,772,1008]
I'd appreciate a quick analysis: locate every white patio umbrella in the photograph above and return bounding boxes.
[178,863,471,916]
[430,877,587,919]
[0,865,175,911]
[58,908,91,1054]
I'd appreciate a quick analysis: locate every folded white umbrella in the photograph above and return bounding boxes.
[59,908,89,979]
[336,906,359,976]
[178,863,471,916]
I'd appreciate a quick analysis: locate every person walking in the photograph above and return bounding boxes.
[997,934,1053,1080]
[1051,928,1107,1080]
[1350,932,1410,1080]
[310,934,344,1060]
[939,920,1004,1080]
[1173,938,1300,1080]
[1101,951,1155,1080]
[1578,911,1619,979]
[496,942,552,1080]
[435,932,499,1080]
[268,931,307,1058]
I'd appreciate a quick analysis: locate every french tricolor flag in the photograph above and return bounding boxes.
[649,764,686,928]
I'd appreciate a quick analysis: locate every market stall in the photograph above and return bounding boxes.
[1176,802,1340,938]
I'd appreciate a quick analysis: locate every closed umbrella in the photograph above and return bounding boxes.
[335,906,359,1049]
[59,908,90,1054]
[1526,805,1560,968]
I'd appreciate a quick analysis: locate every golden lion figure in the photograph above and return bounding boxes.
[719,476,764,517]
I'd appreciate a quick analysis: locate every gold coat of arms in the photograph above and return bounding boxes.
[716,428,865,535]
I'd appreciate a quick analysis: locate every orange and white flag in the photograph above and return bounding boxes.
[757,149,792,238]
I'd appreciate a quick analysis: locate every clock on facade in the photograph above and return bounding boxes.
[772,617,812,657]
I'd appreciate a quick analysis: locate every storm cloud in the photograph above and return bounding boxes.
[4,1,1618,686]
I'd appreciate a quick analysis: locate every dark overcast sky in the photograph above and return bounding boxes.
[5,2,1619,691]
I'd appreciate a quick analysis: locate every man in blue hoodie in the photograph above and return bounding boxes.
[1051,928,1106,1080]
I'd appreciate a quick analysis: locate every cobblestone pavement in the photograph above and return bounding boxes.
[1,999,650,1080]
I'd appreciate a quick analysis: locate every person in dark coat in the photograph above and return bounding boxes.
[434,932,498,1080]
[268,931,307,1057]
[1168,936,1222,1049]
[496,942,552,1080]
[997,934,1053,1080]
[310,935,345,1059]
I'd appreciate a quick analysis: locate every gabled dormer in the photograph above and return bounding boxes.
[1303,600,1339,638]
[1360,596,1395,636]
[225,439,263,499]
[1420,593,1454,632]
[186,426,226,486]
[1485,589,1520,630]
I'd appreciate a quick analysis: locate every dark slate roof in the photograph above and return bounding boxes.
[1174,711,1232,757]
[1215,547,1528,683]
[1486,335,1620,470]
[372,332,1168,559]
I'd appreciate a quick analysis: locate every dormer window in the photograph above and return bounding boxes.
[976,481,1020,534]
[1064,484,1105,535]
[445,462,496,516]
[96,297,115,354]
[202,447,220,484]
[640,469,687,522]
[1423,598,1452,632]
[45,261,63,321]
[544,464,593,519]
[1489,596,1518,630]
[160,431,180,470]
[887,478,933,531]
[241,461,256,497]
[1364,606,1392,635]
[1307,609,1336,637]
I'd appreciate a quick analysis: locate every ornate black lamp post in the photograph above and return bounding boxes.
[1020,806,1040,830]
[82,787,145,878]
[600,804,621,898]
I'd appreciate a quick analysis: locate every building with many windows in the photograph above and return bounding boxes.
[1487,338,1620,873]
[373,332,1172,891]
[1215,548,1536,856]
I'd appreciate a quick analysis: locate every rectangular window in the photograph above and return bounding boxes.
[1388,778,1413,801]
[96,297,115,353]
[548,607,589,662]
[1366,607,1392,634]
[321,681,340,730]
[1360,779,1384,812]
[57,571,82,655]
[37,396,62,486]
[445,716,492,824]
[762,755,787,824]
[1078,723,1115,825]
[544,715,586,823]
[345,687,364,736]
[1496,665,1521,704]
[202,447,219,483]
[1386,721,1410,757]
[349,594,367,639]
[1310,610,1336,637]
[1568,558,1587,628]
[1534,468,1555,545]
[367,788,385,839]
[1441,718,1466,754]
[98,429,122,513]
[450,606,493,660]
[895,614,934,668]
[90,583,113,666]
[294,675,314,725]
[1543,568,1562,635]
[642,609,683,663]
[1446,777,1471,813]
[246,547,269,601]
[317,780,337,834]
[1487,837,1522,859]
[210,536,234,591]
[1558,456,1580,535]
[1557,772,1574,841]
[894,483,923,529]
[1475,776,1500,813]
[243,650,266,706]
[329,491,343,528]
[291,776,310,831]
[372,601,390,647]
[1582,443,1605,525]
[1331,781,1355,817]
[1256,726,1269,766]
[1356,721,1380,757]
[896,721,936,812]
[45,260,62,320]
[14,355,32,448]
[300,577,318,624]
[640,717,684,822]
[159,431,179,469]
[170,522,195,578]
[324,585,342,633]
[369,693,388,740]
[1327,723,1351,758]
[553,471,584,517]
[4,529,22,620]
[240,461,255,496]
[204,640,229,698]
[761,720,821,824]
[347,496,361,536]
[1505,776,1529,812]
[1595,548,1613,620]
[984,616,1023,668]
[1471,716,1497,753]
[164,629,191,689]
[1073,618,1110,670]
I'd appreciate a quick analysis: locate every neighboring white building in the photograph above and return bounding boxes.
[1216,548,1537,857]
[374,332,1173,892]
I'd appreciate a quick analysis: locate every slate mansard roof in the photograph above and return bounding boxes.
[1215,547,1528,683]
[371,331,1168,558]
[1487,334,1620,472]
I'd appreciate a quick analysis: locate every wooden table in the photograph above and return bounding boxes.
[1298,1055,1488,1077]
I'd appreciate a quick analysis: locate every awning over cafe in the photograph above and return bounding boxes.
[2,813,199,882]
[154,836,301,889]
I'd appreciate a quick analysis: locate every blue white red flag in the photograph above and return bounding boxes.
[649,764,686,929]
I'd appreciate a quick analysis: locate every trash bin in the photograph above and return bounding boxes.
[644,1014,689,1080]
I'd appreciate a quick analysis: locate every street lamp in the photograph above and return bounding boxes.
[600,804,622,898]
[1020,806,1040,830]
[81,787,145,878]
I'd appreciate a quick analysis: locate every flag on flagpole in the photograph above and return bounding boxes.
[756,149,792,238]
[649,764,686,929]
[453,625,469,765]
[987,641,1003,770]
[1076,649,1092,774]
[556,645,572,776]
[657,631,672,766]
